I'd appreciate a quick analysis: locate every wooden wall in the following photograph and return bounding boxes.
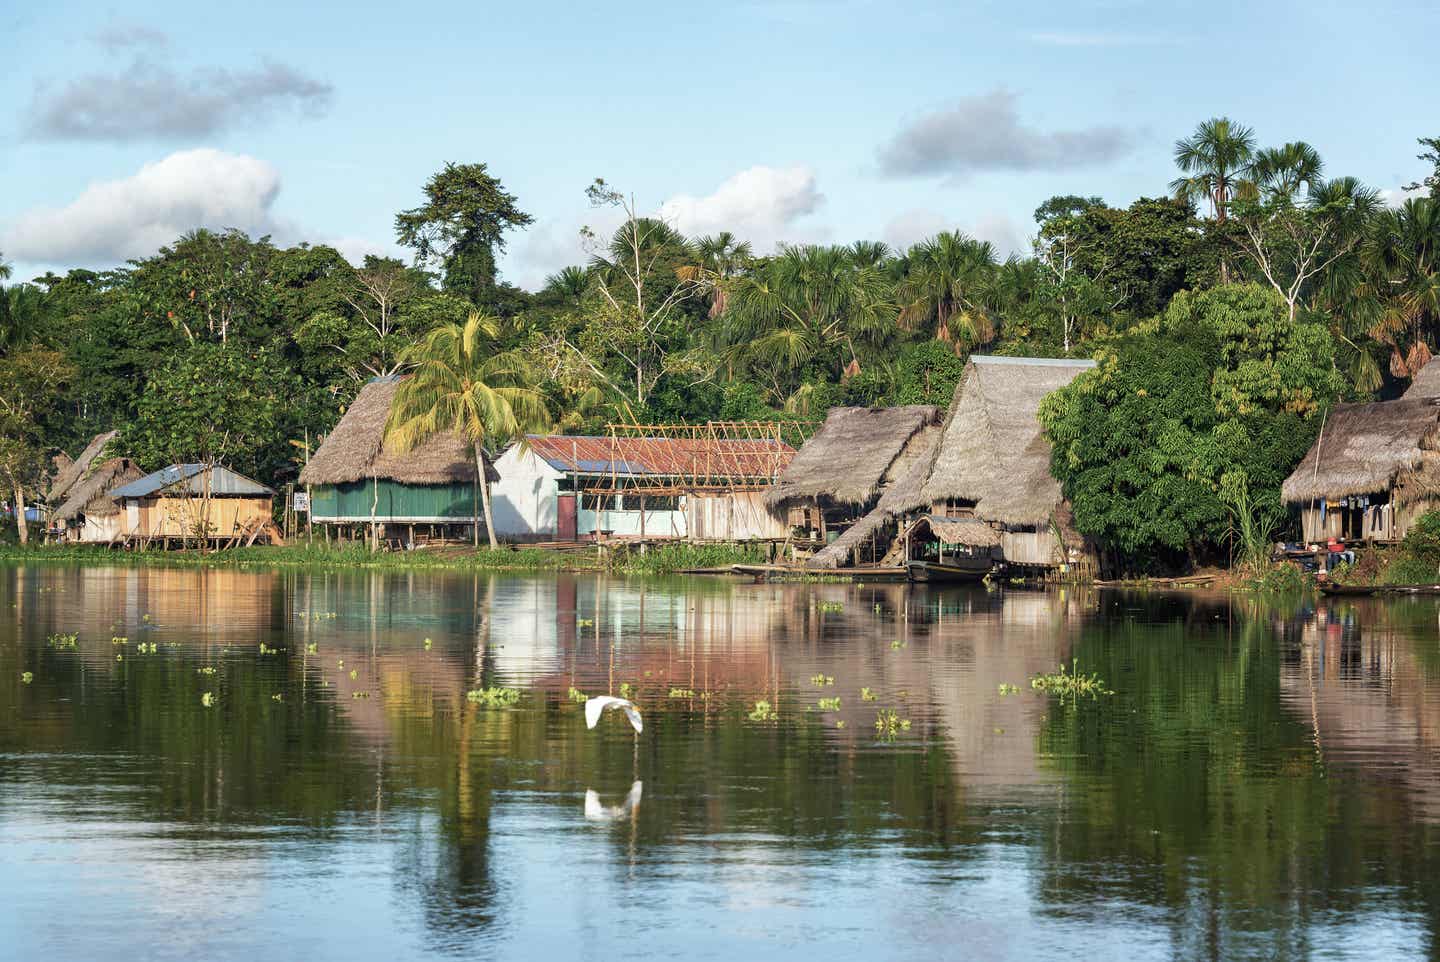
[685,491,789,541]
[124,496,273,540]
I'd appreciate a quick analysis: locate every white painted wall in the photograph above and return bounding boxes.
[490,446,563,539]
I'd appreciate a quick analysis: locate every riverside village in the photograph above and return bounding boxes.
[4,6,1439,958]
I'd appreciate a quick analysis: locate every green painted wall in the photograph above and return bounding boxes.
[310,480,477,521]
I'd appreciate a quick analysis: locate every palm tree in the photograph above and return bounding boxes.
[541,265,590,308]
[895,232,999,349]
[846,240,892,269]
[1250,141,1324,202]
[721,244,893,394]
[1364,197,1440,378]
[679,231,754,317]
[385,311,549,548]
[1171,117,1257,223]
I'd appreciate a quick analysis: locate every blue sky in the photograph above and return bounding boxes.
[1,0,1434,289]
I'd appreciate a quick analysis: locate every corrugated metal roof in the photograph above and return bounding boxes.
[109,464,274,499]
[525,435,795,479]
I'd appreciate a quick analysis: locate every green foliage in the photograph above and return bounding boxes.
[1042,285,1342,570]
[129,342,301,480]
[1400,510,1440,567]
[466,687,522,707]
[394,162,533,306]
[1030,660,1112,698]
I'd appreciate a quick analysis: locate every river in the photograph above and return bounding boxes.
[2,564,1438,960]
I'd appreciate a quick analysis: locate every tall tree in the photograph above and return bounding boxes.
[385,312,549,548]
[895,232,999,349]
[1363,197,1440,379]
[395,162,533,306]
[721,244,894,402]
[1405,136,1440,199]
[0,346,74,543]
[1250,141,1324,202]
[1172,118,1256,283]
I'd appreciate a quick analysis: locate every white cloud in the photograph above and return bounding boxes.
[658,165,825,247]
[1380,184,1428,208]
[2,149,285,265]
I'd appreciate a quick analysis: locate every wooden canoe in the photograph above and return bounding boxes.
[1319,582,1440,596]
[906,561,989,584]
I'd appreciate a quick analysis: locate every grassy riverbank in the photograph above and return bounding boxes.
[0,540,766,575]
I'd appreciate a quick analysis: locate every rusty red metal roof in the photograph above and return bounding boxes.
[525,435,795,480]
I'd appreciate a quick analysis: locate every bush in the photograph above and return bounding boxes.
[1400,510,1440,567]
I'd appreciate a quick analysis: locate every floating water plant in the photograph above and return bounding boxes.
[259,643,276,655]
[835,720,846,729]
[21,671,33,684]
[748,699,778,722]
[577,618,594,628]
[668,687,695,698]
[116,653,123,661]
[111,636,127,645]
[352,691,370,699]
[349,669,358,680]
[423,638,433,651]
[618,681,635,699]
[890,639,906,650]
[466,687,521,707]
[816,601,843,613]
[875,709,912,736]
[306,643,318,655]
[818,696,841,711]
[860,687,877,702]
[137,642,157,654]
[46,633,77,650]
[196,666,216,676]
[998,683,1020,696]
[1030,660,1112,699]
[567,686,587,703]
[810,673,834,686]
[272,693,283,702]
[201,692,215,707]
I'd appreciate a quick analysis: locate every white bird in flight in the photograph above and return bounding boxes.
[585,695,643,733]
[584,781,643,821]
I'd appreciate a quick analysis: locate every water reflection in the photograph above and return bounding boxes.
[2,566,1439,959]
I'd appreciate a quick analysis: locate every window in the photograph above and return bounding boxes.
[640,495,679,511]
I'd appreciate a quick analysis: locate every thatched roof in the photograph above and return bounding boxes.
[766,405,939,508]
[925,515,1001,548]
[48,431,117,502]
[299,378,498,486]
[918,356,1096,527]
[1281,398,1440,504]
[53,458,143,521]
[805,426,943,569]
[1405,358,1440,399]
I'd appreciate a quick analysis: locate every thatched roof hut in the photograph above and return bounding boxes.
[1281,398,1440,505]
[1405,358,1440,399]
[52,458,143,523]
[48,431,118,503]
[917,356,1096,527]
[806,424,942,569]
[299,378,498,487]
[766,405,939,510]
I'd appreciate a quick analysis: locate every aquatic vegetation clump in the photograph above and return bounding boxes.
[875,709,912,736]
[46,632,78,650]
[259,643,279,655]
[423,638,433,651]
[577,618,594,629]
[201,691,215,707]
[817,697,841,711]
[466,687,522,707]
[816,601,844,613]
[890,639,906,650]
[111,636,127,645]
[1030,660,1112,698]
[668,687,696,698]
[196,666,216,676]
[21,671,34,684]
[997,683,1020,696]
[810,673,834,686]
[618,682,635,699]
[860,687,877,702]
[748,699,778,722]
[567,686,587,704]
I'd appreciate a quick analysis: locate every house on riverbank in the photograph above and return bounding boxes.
[1281,397,1440,543]
[765,405,941,566]
[46,430,143,543]
[299,377,498,544]
[490,433,795,542]
[109,464,279,545]
[911,355,1097,573]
